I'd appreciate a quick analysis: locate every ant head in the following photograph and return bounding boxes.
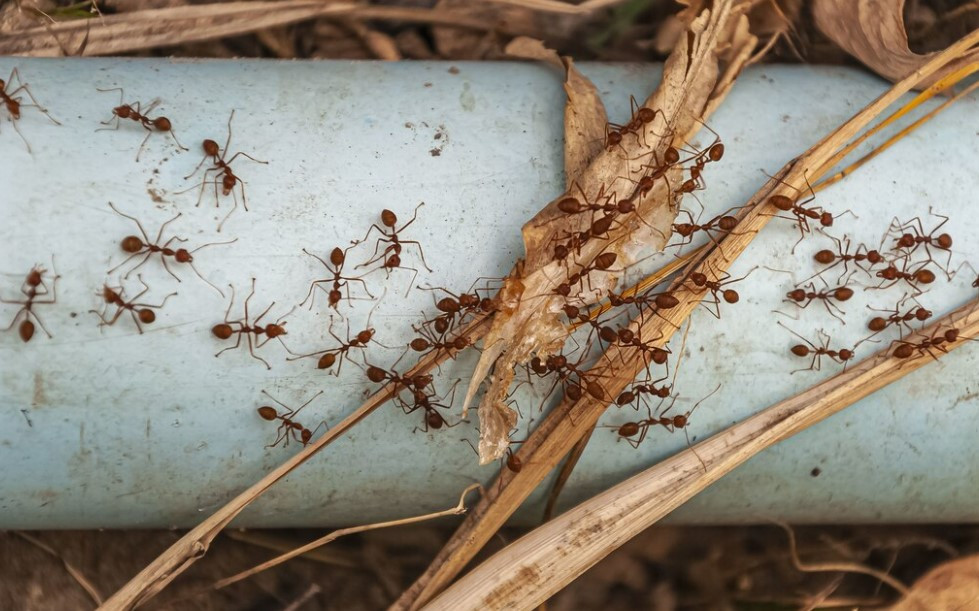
[833,287,854,301]
[366,365,387,383]
[102,285,120,302]
[689,272,707,286]
[221,173,235,195]
[121,236,144,253]
[551,354,568,369]
[26,268,43,287]
[768,195,794,211]
[459,293,480,308]
[381,209,398,228]
[868,317,888,332]
[557,197,580,214]
[317,353,337,369]
[19,320,35,343]
[413,374,433,389]
[565,384,583,401]
[257,406,277,421]
[867,250,883,263]
[617,328,634,343]
[722,289,739,304]
[791,344,810,357]
[938,233,953,249]
[786,288,806,301]
[328,289,342,306]
[329,247,345,267]
[814,249,835,265]
[385,253,401,268]
[301,429,313,445]
[562,304,580,318]
[616,199,636,214]
[893,343,914,358]
[672,414,688,428]
[651,348,669,365]
[426,410,445,429]
[212,323,233,339]
[555,283,571,297]
[664,147,680,165]
[656,385,671,398]
[819,212,834,227]
[896,234,915,248]
[433,316,451,335]
[916,308,932,321]
[265,323,286,338]
[553,244,569,260]
[202,139,220,156]
[708,143,724,162]
[606,131,622,146]
[114,105,132,118]
[452,336,468,350]
[152,117,172,131]
[137,309,156,324]
[175,249,192,263]
[877,267,897,280]
[637,107,656,123]
[356,329,374,344]
[839,349,854,361]
[944,328,960,343]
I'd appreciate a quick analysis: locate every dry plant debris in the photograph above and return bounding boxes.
[886,552,979,611]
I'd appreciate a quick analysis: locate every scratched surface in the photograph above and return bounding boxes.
[0,59,977,528]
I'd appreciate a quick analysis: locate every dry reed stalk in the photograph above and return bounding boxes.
[392,30,979,611]
[1,1,540,57]
[421,298,979,609]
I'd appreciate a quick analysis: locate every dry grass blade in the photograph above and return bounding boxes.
[0,1,539,57]
[98,314,492,610]
[174,484,479,599]
[885,553,979,611]
[421,299,979,610]
[393,27,979,611]
[15,531,103,606]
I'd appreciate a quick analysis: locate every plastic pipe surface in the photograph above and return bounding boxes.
[1,58,978,528]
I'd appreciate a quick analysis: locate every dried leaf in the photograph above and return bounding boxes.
[465,0,752,465]
[505,36,609,186]
[814,0,979,88]
[886,554,979,611]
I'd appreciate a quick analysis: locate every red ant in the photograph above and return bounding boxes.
[2,264,59,342]
[355,203,432,294]
[91,275,176,334]
[96,87,187,161]
[764,176,853,253]
[675,130,725,194]
[782,281,854,324]
[0,67,61,152]
[528,353,607,404]
[683,265,756,318]
[407,323,472,360]
[364,363,434,395]
[551,252,618,298]
[808,232,886,283]
[212,279,294,369]
[595,324,670,372]
[670,205,745,252]
[632,146,682,197]
[872,258,937,294]
[256,390,325,448]
[890,331,953,362]
[406,380,462,433]
[289,315,384,374]
[300,246,374,311]
[604,97,662,150]
[612,386,719,468]
[778,322,854,373]
[614,378,672,410]
[182,110,268,231]
[418,284,496,335]
[889,209,953,273]
[860,297,932,342]
[107,203,233,296]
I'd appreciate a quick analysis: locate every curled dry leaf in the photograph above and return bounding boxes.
[885,553,979,611]
[466,2,748,464]
[814,0,979,88]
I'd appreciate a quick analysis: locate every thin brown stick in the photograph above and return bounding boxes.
[421,299,979,609]
[15,531,103,606]
[541,426,592,522]
[205,484,479,594]
[393,28,979,610]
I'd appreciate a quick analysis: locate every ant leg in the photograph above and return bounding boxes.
[223,109,235,154]
[217,189,240,232]
[246,333,272,370]
[398,240,433,273]
[135,128,153,162]
[397,201,426,233]
[8,70,60,125]
[3,309,25,332]
[225,151,268,165]
[187,262,225,297]
[357,235,394,268]
[167,128,188,151]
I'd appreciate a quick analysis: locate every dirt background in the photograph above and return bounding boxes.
[3,1,979,609]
